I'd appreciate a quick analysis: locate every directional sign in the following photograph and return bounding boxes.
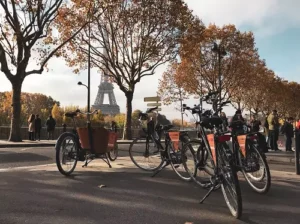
[144,96,161,102]
[147,103,162,107]
[148,108,162,111]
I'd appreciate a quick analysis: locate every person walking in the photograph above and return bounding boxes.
[220,112,228,131]
[28,114,35,141]
[281,117,294,152]
[250,115,268,153]
[46,115,56,140]
[267,110,279,151]
[34,114,42,141]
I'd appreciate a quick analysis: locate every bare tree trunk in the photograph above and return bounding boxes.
[123,91,133,140]
[8,81,23,142]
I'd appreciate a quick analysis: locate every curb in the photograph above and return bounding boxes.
[0,140,135,148]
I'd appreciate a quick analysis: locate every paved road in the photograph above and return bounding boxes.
[0,147,300,223]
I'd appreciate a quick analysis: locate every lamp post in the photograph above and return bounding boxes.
[212,42,227,109]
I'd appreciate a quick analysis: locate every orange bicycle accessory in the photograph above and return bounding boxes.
[169,132,180,151]
[237,135,247,157]
[207,134,216,164]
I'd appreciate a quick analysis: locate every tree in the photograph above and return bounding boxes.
[158,62,189,126]
[58,0,195,139]
[176,24,257,107]
[0,0,89,141]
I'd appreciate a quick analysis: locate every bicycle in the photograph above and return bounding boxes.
[182,93,242,218]
[55,109,118,176]
[129,106,192,181]
[229,121,271,194]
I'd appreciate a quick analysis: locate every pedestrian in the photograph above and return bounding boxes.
[111,120,117,133]
[281,117,294,152]
[267,110,279,151]
[46,115,56,140]
[250,115,261,132]
[62,123,67,133]
[250,115,268,153]
[34,114,42,141]
[28,114,35,141]
[220,112,228,131]
[230,109,245,134]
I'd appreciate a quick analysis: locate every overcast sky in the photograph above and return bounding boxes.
[0,0,299,121]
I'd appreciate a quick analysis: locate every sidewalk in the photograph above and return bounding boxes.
[0,139,298,164]
[0,139,135,148]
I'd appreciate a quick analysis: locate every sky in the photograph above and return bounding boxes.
[0,0,300,122]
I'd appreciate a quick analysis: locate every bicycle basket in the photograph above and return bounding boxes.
[77,127,110,154]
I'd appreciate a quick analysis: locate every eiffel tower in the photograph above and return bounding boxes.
[92,73,120,115]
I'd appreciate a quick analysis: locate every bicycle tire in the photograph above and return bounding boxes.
[219,143,242,219]
[182,139,213,188]
[129,137,164,171]
[239,143,271,194]
[108,143,118,161]
[168,141,192,182]
[56,132,79,176]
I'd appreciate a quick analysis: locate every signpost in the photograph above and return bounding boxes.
[144,96,161,102]
[144,96,162,124]
[147,103,161,107]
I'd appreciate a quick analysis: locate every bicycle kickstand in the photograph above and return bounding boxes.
[199,185,215,204]
[151,161,169,178]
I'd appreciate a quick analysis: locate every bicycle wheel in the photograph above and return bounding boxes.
[56,132,79,176]
[168,141,191,181]
[239,143,271,194]
[129,137,164,171]
[108,143,118,161]
[182,139,214,187]
[219,143,242,219]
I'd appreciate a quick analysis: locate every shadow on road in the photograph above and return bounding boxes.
[0,151,51,164]
[1,164,300,224]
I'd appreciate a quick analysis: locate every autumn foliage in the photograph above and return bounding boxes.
[159,23,300,119]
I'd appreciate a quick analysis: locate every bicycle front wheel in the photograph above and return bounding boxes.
[56,132,79,176]
[219,144,242,219]
[129,137,164,171]
[168,141,191,181]
[182,139,213,187]
[239,143,271,194]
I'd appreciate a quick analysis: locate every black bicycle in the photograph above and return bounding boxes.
[229,121,271,194]
[182,93,242,218]
[129,107,191,181]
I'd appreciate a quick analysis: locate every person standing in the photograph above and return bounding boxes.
[46,115,56,140]
[281,117,294,152]
[28,114,35,141]
[34,114,42,141]
[267,110,279,151]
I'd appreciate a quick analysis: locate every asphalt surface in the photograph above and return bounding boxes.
[0,146,300,224]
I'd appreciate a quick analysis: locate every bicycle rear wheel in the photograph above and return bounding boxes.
[129,137,164,171]
[219,143,242,219]
[168,141,191,181]
[239,143,271,194]
[56,132,79,176]
[182,139,214,187]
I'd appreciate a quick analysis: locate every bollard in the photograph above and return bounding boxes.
[295,130,300,175]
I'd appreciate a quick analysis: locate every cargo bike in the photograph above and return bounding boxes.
[55,109,118,176]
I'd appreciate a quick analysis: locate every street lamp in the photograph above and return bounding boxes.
[212,41,227,109]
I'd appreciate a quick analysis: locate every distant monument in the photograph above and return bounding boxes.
[92,73,120,115]
[92,27,120,115]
